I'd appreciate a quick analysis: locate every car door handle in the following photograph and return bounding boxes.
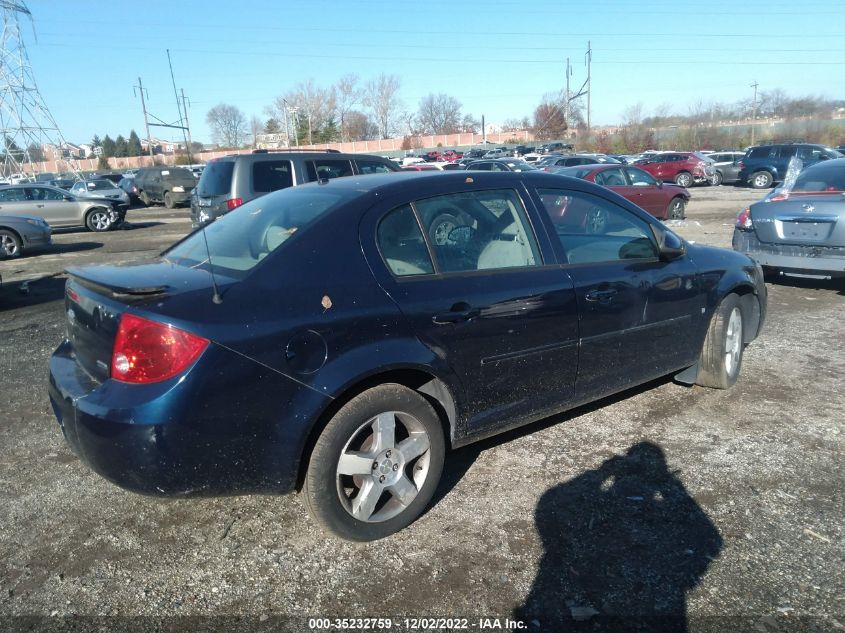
[36,204,45,208]
[432,302,479,325]
[585,289,617,303]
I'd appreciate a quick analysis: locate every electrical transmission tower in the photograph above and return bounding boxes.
[0,1,79,178]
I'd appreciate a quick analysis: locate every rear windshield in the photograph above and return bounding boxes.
[164,186,344,279]
[792,164,845,192]
[197,160,235,196]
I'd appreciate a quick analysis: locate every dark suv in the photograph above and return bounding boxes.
[737,143,842,188]
[135,167,196,208]
[191,150,399,227]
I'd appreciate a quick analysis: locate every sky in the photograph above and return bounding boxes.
[17,0,845,145]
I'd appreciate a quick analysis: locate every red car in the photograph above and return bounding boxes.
[554,163,690,220]
[632,152,714,188]
[440,149,463,162]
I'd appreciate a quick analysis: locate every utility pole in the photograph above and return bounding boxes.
[564,57,572,125]
[283,101,290,147]
[750,81,759,146]
[585,41,592,131]
[166,49,191,161]
[180,88,194,158]
[133,77,154,157]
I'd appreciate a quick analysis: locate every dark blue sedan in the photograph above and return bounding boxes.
[48,171,767,541]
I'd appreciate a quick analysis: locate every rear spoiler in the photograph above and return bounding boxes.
[66,266,168,298]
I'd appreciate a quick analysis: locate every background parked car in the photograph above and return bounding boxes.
[554,164,690,220]
[0,184,124,231]
[70,179,130,206]
[135,167,196,208]
[537,154,620,170]
[633,152,715,187]
[191,150,399,227]
[118,176,140,204]
[0,213,51,258]
[536,141,574,154]
[733,157,845,277]
[46,178,77,190]
[708,151,745,186]
[737,143,842,189]
[482,147,511,159]
[464,159,536,172]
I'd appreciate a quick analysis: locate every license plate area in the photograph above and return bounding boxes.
[778,220,834,241]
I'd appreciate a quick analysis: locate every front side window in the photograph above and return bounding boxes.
[252,160,293,193]
[414,189,540,273]
[357,160,395,174]
[31,187,64,200]
[627,167,657,186]
[594,168,626,187]
[306,159,354,181]
[377,205,434,277]
[536,188,658,265]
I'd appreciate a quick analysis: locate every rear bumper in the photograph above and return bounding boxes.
[733,229,845,275]
[47,339,330,496]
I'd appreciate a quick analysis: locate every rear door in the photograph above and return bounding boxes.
[623,167,666,217]
[362,182,580,436]
[531,186,701,397]
[27,186,78,224]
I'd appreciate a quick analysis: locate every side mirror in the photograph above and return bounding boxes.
[64,195,73,201]
[650,224,686,260]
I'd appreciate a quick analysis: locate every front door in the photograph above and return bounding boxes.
[531,187,701,399]
[363,185,580,437]
[27,186,78,225]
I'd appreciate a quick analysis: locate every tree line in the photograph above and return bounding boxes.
[89,130,144,158]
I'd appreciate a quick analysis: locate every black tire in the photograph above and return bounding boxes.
[303,384,445,541]
[429,213,459,246]
[139,191,150,206]
[696,294,744,389]
[711,171,723,186]
[85,207,113,232]
[163,192,175,209]
[666,197,686,221]
[0,229,22,258]
[675,171,693,188]
[750,171,773,189]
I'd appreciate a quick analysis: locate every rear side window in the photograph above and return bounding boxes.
[357,160,395,174]
[776,146,798,159]
[306,159,354,181]
[0,188,27,202]
[748,147,773,159]
[197,161,235,196]
[536,188,658,265]
[377,204,434,277]
[252,160,293,193]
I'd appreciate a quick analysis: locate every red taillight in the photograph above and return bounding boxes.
[226,197,243,211]
[738,160,745,171]
[736,207,753,230]
[67,288,80,303]
[111,313,208,384]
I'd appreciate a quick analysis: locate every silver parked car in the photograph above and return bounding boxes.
[733,158,845,277]
[0,213,51,258]
[69,179,130,206]
[0,184,126,232]
[708,151,745,186]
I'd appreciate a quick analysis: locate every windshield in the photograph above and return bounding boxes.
[86,179,116,190]
[791,163,845,192]
[164,186,345,279]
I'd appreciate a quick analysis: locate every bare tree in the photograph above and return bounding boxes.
[335,74,361,142]
[416,93,463,135]
[344,111,379,141]
[271,79,338,145]
[363,73,402,139]
[249,115,263,148]
[206,103,247,148]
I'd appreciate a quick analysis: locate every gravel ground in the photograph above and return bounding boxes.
[0,189,843,633]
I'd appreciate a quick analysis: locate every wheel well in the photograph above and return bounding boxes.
[731,285,762,343]
[0,226,22,241]
[295,368,457,491]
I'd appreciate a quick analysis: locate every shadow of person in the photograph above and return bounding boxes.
[515,442,722,633]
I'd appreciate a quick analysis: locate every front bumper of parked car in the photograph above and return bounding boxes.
[48,338,329,495]
[733,229,845,275]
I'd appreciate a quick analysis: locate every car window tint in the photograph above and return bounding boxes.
[536,188,658,265]
[357,160,394,174]
[38,187,65,200]
[377,204,434,277]
[0,188,27,202]
[793,165,845,192]
[777,146,798,158]
[626,167,657,186]
[594,168,626,186]
[252,160,293,193]
[796,146,825,161]
[197,161,234,196]
[414,189,539,273]
[306,159,354,181]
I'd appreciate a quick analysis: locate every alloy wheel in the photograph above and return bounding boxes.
[724,307,743,376]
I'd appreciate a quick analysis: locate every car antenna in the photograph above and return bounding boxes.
[199,223,223,304]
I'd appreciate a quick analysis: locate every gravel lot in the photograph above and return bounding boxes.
[1,187,843,633]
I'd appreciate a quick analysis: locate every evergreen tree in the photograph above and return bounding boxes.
[101,135,116,157]
[127,130,142,156]
[90,134,102,149]
[264,118,281,134]
[316,118,339,143]
[27,143,45,162]
[114,135,128,158]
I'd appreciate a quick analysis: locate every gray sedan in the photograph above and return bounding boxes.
[0,184,126,232]
[70,179,130,206]
[0,213,51,258]
[733,158,845,277]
